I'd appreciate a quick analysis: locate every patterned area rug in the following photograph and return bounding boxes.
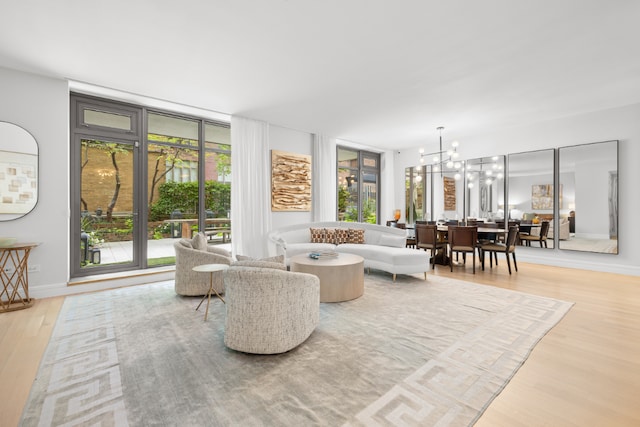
[21,273,572,426]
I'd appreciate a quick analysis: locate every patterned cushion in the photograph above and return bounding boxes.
[348,228,365,244]
[310,228,325,243]
[324,228,337,244]
[192,232,208,251]
[334,228,350,245]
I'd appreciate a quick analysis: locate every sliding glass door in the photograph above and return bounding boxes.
[71,94,232,278]
[146,113,200,266]
[337,147,380,223]
[71,98,142,275]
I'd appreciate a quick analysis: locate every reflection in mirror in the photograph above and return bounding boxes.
[0,122,38,221]
[507,150,555,248]
[404,166,426,224]
[464,156,506,225]
[428,164,464,223]
[559,140,618,254]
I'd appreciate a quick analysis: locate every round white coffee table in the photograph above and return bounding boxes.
[289,253,364,303]
[192,263,229,321]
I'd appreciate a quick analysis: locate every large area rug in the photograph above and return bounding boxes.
[21,273,572,427]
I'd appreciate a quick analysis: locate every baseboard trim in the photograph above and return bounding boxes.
[31,268,176,299]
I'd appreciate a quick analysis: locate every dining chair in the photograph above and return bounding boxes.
[519,221,550,248]
[480,225,519,274]
[478,222,499,264]
[447,226,479,274]
[415,224,447,269]
[406,232,416,248]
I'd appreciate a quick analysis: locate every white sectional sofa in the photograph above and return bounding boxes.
[267,221,430,281]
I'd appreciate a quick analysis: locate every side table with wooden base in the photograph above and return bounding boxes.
[192,263,229,321]
[0,243,39,313]
[290,253,364,303]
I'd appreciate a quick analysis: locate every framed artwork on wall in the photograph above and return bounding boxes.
[531,184,562,210]
[0,150,38,215]
[443,176,456,211]
[271,150,312,211]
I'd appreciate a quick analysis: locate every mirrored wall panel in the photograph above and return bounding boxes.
[558,140,618,254]
[508,150,555,248]
[404,166,426,224]
[464,156,505,224]
[0,121,38,221]
[428,165,464,223]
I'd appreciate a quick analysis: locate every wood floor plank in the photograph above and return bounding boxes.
[433,262,640,427]
[1,262,639,426]
[0,296,64,427]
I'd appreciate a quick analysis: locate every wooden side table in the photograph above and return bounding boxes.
[192,263,229,321]
[0,243,39,313]
[290,253,364,302]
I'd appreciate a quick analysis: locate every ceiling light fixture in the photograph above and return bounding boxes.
[419,126,462,177]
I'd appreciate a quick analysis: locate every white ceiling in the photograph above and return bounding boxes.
[2,0,639,150]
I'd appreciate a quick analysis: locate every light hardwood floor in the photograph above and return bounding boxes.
[1,262,639,426]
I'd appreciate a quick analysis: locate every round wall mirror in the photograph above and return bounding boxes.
[0,121,39,220]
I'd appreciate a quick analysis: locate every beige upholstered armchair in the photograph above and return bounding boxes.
[173,232,232,296]
[549,218,571,240]
[224,266,320,354]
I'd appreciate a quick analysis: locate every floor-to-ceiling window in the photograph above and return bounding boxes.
[70,94,231,277]
[337,147,380,223]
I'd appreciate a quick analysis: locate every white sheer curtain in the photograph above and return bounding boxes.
[230,116,272,258]
[380,150,396,222]
[312,134,337,222]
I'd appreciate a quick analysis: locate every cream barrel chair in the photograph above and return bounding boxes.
[173,232,233,296]
[224,266,320,354]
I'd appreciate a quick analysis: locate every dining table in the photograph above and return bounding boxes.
[430,225,508,265]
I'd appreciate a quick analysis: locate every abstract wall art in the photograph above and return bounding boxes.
[271,150,312,211]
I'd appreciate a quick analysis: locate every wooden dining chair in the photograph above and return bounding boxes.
[415,224,447,269]
[519,221,550,248]
[480,225,519,274]
[448,226,479,274]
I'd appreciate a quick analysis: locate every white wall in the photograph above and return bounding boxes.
[268,125,314,230]
[395,103,640,275]
[267,128,394,227]
[570,154,615,238]
[0,67,70,291]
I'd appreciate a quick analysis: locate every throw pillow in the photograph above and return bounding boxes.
[334,228,350,245]
[378,233,406,248]
[348,228,365,244]
[192,232,208,250]
[324,228,337,244]
[310,228,325,243]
